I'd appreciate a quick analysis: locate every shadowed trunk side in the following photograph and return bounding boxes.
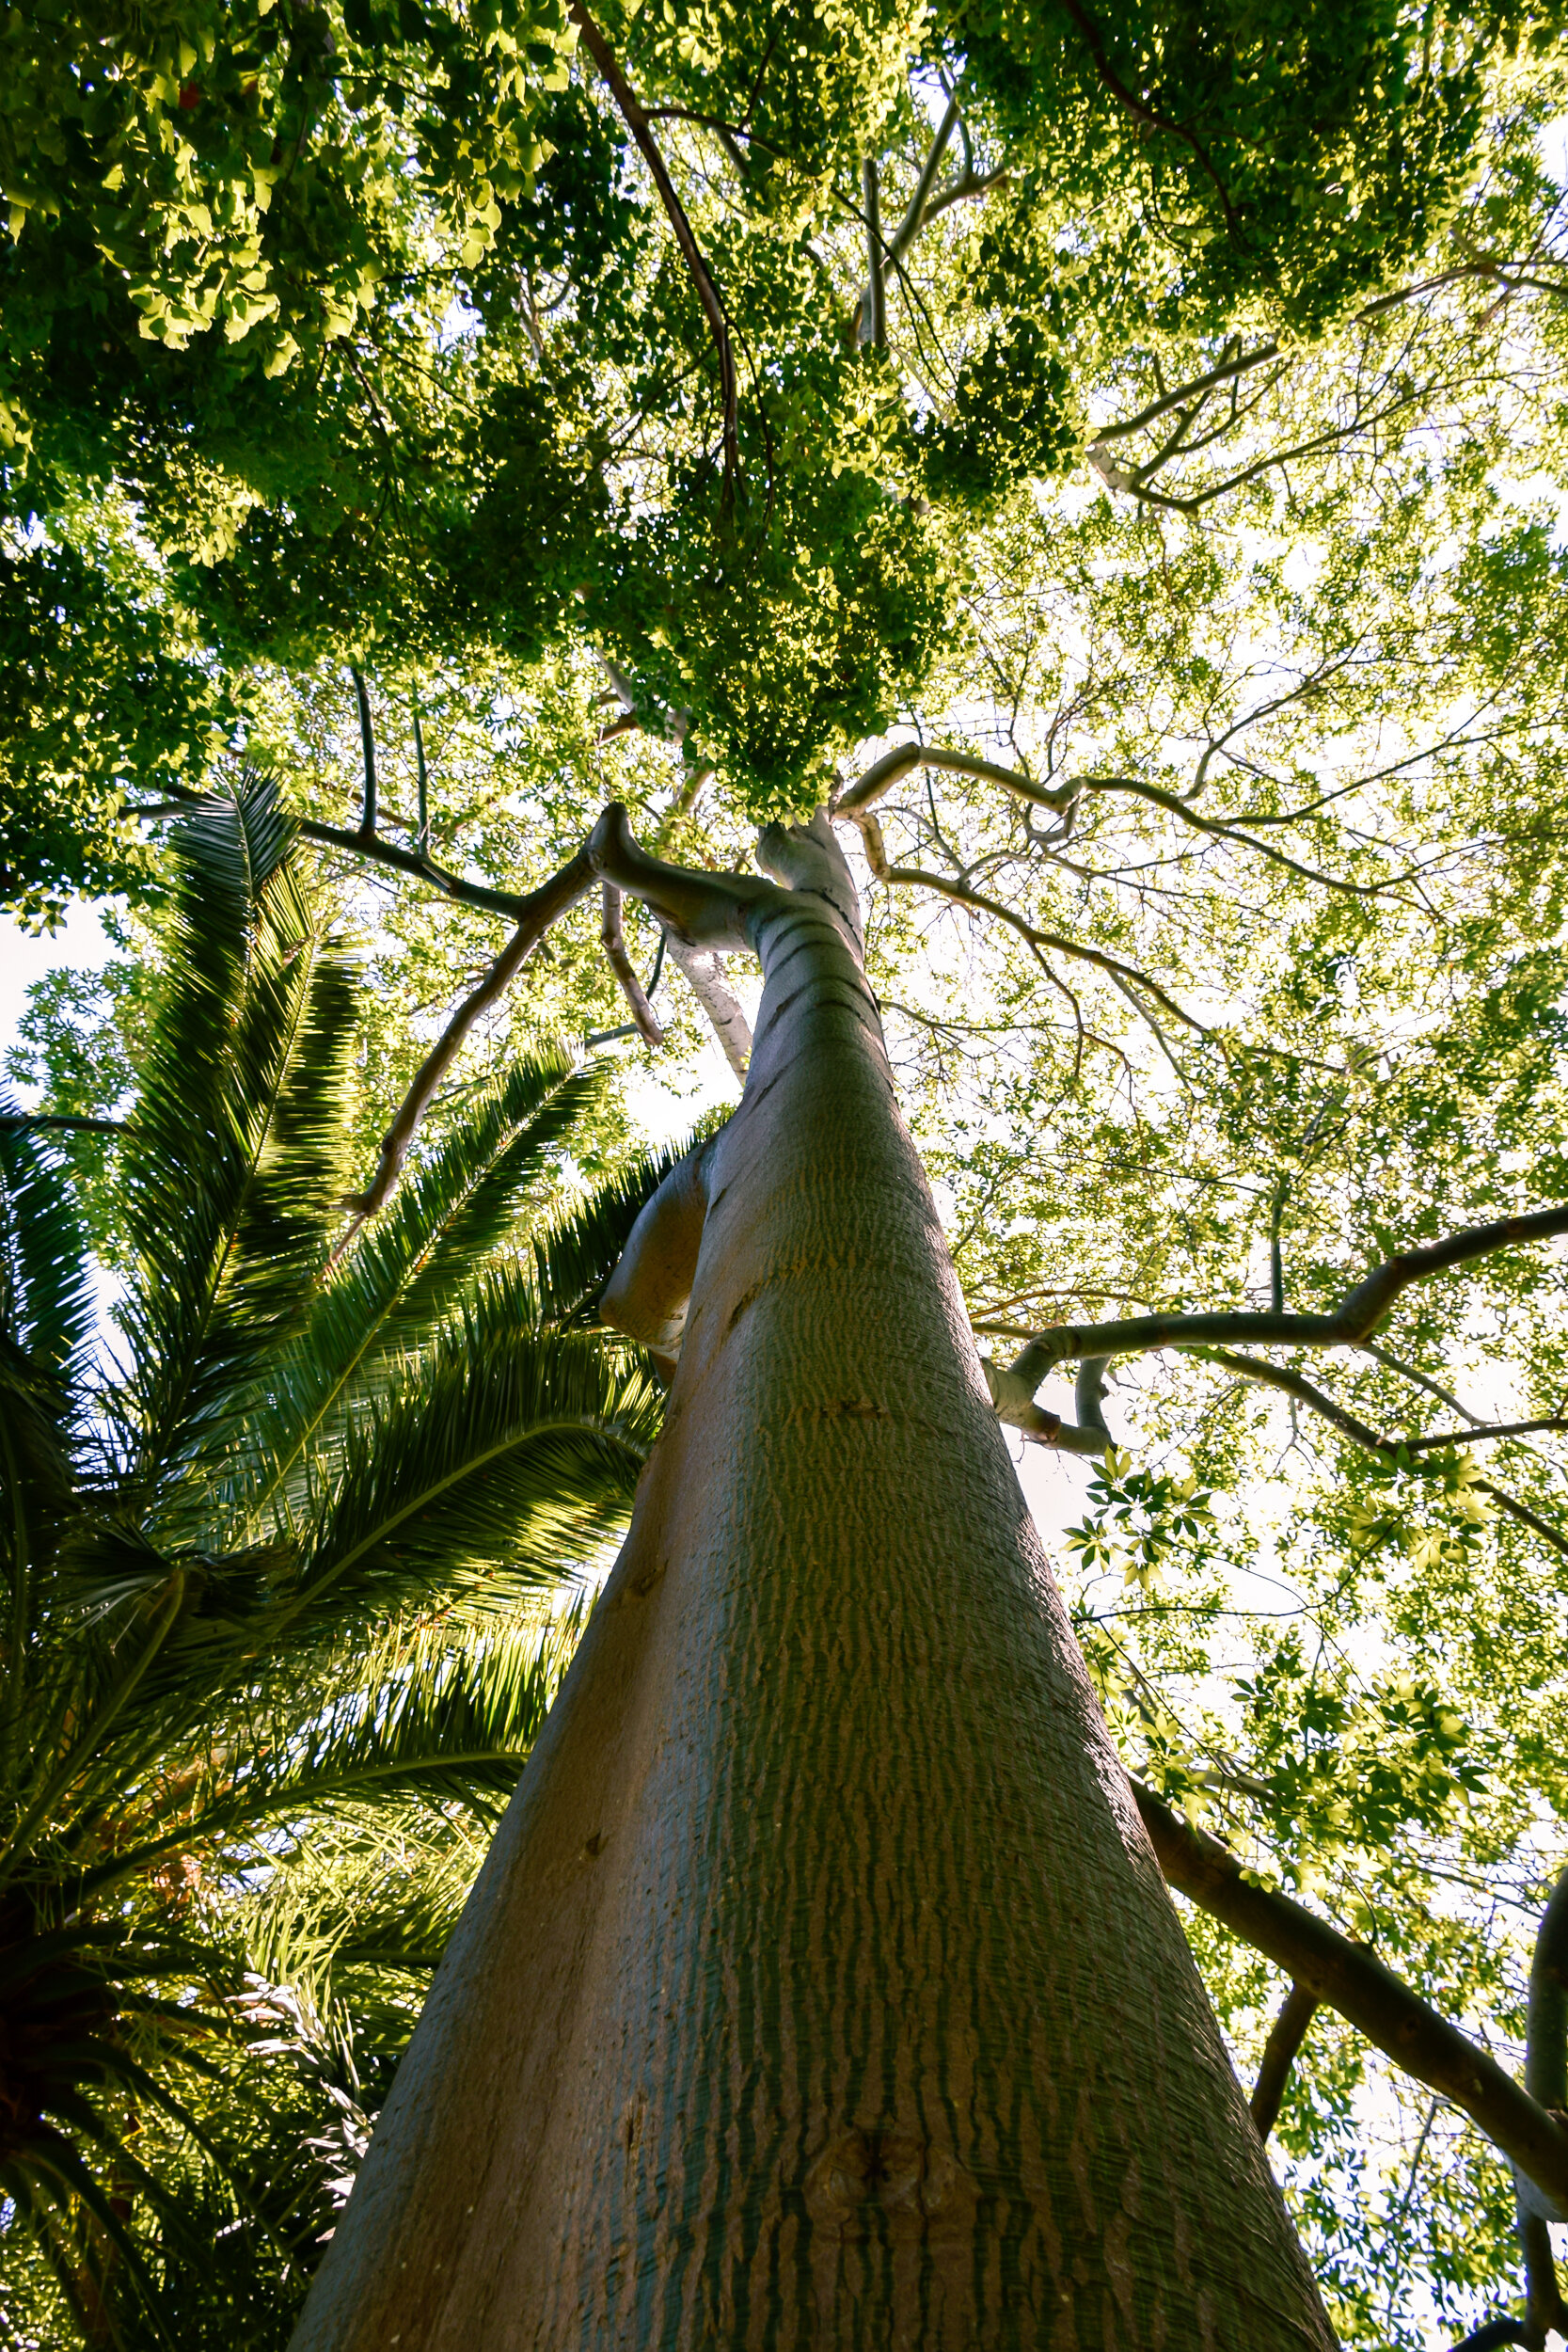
[289,838,1334,2349]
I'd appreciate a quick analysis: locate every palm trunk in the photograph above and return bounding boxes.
[291,841,1334,2349]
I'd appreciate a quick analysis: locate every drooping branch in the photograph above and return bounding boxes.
[296,816,547,922]
[349,664,377,838]
[1249,1982,1320,2139]
[1008,1205,1568,1383]
[568,2,739,488]
[599,884,665,1047]
[341,805,777,1220]
[1131,1777,1568,2217]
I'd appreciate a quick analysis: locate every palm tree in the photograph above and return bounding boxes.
[0,774,677,2341]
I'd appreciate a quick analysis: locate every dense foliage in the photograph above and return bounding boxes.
[7,1,1568,2344]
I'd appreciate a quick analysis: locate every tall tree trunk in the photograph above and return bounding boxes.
[291,834,1334,2349]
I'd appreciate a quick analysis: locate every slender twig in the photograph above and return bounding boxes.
[569,3,739,491]
[1132,1776,1568,2215]
[412,703,430,851]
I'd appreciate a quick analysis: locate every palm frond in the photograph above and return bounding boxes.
[229,1046,610,1540]
[531,1117,725,1328]
[112,775,358,1521]
[183,1604,581,1842]
[0,1104,94,1381]
[287,1295,658,1637]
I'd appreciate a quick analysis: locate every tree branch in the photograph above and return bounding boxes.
[599,884,665,1047]
[1131,1776,1568,2217]
[349,664,377,838]
[837,739,1076,818]
[296,817,549,922]
[861,157,885,350]
[859,843,1207,1035]
[341,804,779,1220]
[343,847,598,1218]
[663,933,752,1080]
[569,2,739,490]
[1007,1206,1568,1382]
[1249,1982,1320,2139]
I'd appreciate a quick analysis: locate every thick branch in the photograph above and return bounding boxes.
[663,933,752,1080]
[569,3,739,487]
[837,740,1076,818]
[981,1355,1103,1454]
[1250,1982,1319,2139]
[349,664,377,837]
[599,885,665,1047]
[589,801,776,951]
[599,1133,716,1375]
[1009,1205,1568,1382]
[1132,1777,1568,2217]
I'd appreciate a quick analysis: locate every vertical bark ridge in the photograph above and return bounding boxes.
[290,874,1334,2349]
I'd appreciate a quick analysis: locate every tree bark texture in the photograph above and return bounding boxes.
[291,850,1334,2350]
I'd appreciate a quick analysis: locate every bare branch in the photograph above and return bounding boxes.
[858,842,1208,1036]
[1008,1206,1568,1381]
[1131,1776,1568,2217]
[569,3,739,489]
[664,933,752,1080]
[599,884,665,1047]
[343,846,598,1217]
[349,664,377,838]
[297,816,549,922]
[838,739,1076,818]
[861,158,886,350]
[1250,1982,1320,2140]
